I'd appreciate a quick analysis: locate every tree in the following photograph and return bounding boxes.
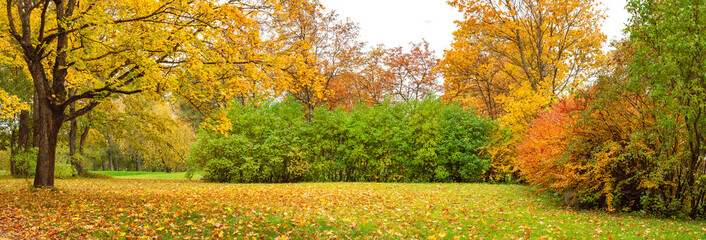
[0,63,32,177]
[327,41,442,108]
[268,1,364,120]
[345,46,390,106]
[439,47,507,118]
[516,96,583,190]
[384,41,441,103]
[441,0,606,131]
[627,0,706,217]
[1,0,271,187]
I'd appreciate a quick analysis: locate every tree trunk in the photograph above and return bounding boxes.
[33,98,63,187]
[114,151,120,171]
[76,114,91,175]
[9,130,16,176]
[11,110,32,177]
[32,94,40,148]
[107,135,115,171]
[68,89,80,175]
[136,153,142,172]
[161,158,171,173]
[18,110,31,150]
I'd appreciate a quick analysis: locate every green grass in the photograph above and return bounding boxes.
[0,179,704,239]
[88,171,203,180]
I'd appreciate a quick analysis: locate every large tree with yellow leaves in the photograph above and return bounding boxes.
[1,0,288,187]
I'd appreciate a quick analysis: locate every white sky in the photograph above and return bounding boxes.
[320,0,631,55]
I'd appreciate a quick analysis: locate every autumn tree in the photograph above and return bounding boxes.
[384,41,441,103]
[265,0,364,120]
[0,64,32,177]
[439,44,507,118]
[627,0,706,217]
[516,96,583,191]
[137,103,195,173]
[440,0,606,132]
[1,0,278,187]
[344,46,390,106]
[328,41,442,108]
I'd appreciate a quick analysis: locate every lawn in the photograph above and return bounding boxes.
[0,179,704,239]
[89,171,203,180]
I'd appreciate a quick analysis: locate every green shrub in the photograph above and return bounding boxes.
[13,148,37,178]
[55,163,77,179]
[437,102,493,182]
[189,97,499,183]
[204,158,234,183]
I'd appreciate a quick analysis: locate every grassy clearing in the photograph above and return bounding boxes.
[0,179,703,239]
[89,171,203,180]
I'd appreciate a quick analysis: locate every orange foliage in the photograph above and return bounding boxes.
[384,41,441,103]
[516,96,585,190]
[441,0,606,128]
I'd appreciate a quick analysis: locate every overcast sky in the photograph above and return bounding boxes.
[320,0,631,54]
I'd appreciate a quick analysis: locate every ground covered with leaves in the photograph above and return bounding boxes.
[0,179,704,239]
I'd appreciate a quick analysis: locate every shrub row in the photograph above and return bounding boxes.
[188,97,499,183]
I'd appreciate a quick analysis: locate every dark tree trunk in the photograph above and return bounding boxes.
[161,158,171,173]
[18,110,31,150]
[68,89,81,175]
[114,151,120,171]
[33,96,64,187]
[32,94,39,148]
[136,153,142,172]
[76,113,91,175]
[10,110,32,177]
[102,160,106,171]
[9,130,16,176]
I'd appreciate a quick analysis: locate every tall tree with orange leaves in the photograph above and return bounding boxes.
[267,0,365,120]
[440,0,606,132]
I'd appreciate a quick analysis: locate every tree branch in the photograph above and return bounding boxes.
[64,101,99,122]
[36,0,50,43]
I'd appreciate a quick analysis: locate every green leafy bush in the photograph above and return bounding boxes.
[189,97,498,183]
[13,148,37,178]
[55,162,77,179]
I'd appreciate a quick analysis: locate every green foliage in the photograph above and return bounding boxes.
[189,99,306,183]
[54,163,77,179]
[623,0,706,218]
[189,97,498,183]
[13,148,37,178]
[438,103,494,182]
[11,148,76,179]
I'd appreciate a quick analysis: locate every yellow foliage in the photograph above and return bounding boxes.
[441,0,607,133]
[0,89,29,119]
[498,82,552,135]
[201,109,232,137]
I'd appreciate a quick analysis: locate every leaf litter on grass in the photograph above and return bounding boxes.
[0,179,703,239]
